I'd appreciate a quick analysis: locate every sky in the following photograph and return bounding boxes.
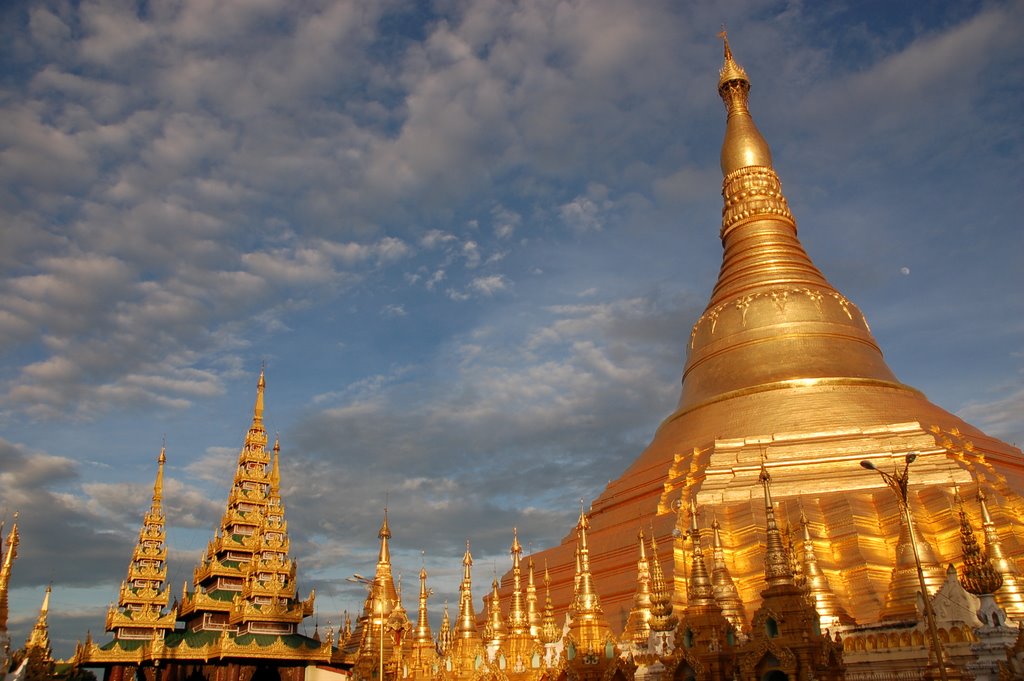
[0,0,1022,660]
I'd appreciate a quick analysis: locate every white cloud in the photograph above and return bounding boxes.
[469,275,510,296]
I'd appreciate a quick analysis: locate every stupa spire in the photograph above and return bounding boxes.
[760,466,794,588]
[687,501,715,608]
[716,28,771,174]
[414,565,432,644]
[621,526,653,645]
[437,602,453,656]
[26,584,53,661]
[541,562,559,645]
[567,506,613,654]
[648,532,676,633]
[485,576,507,646]
[456,541,480,640]
[106,447,175,640]
[799,511,855,630]
[0,516,19,637]
[525,556,541,639]
[710,517,748,634]
[507,528,529,635]
[978,489,1024,618]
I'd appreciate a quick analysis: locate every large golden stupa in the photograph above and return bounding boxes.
[529,37,1024,631]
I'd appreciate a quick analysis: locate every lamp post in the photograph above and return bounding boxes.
[860,454,949,681]
[349,574,386,681]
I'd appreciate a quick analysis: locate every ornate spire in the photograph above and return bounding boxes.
[541,562,559,645]
[354,508,402,660]
[880,507,947,620]
[26,585,53,661]
[0,516,19,637]
[716,28,771,175]
[378,507,392,565]
[622,527,653,645]
[568,507,614,653]
[686,501,716,608]
[710,517,748,634]
[107,447,175,639]
[799,511,855,630]
[648,532,677,632]
[485,577,507,646]
[414,565,433,645]
[978,489,1024,618]
[759,466,794,589]
[455,541,480,640]
[437,602,453,656]
[957,491,1002,596]
[525,556,541,639]
[507,528,529,635]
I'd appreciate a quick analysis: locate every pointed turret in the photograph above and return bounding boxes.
[485,577,507,648]
[709,518,748,635]
[437,603,453,656]
[880,509,946,621]
[449,541,485,676]
[686,501,715,608]
[540,563,559,645]
[759,466,794,589]
[350,509,404,669]
[0,516,19,639]
[25,585,53,662]
[978,489,1024,619]
[648,532,676,633]
[106,447,176,640]
[525,556,541,639]
[621,527,653,646]
[414,566,433,646]
[567,508,613,652]
[799,512,855,630]
[179,370,315,638]
[506,528,528,636]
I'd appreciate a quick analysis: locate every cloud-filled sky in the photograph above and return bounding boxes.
[0,0,1021,658]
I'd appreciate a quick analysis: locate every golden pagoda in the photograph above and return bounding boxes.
[620,528,652,648]
[526,31,1024,633]
[405,565,437,679]
[493,529,545,678]
[105,447,177,641]
[81,370,329,681]
[441,541,487,679]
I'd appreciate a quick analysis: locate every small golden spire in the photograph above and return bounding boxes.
[957,490,1002,596]
[686,500,715,607]
[455,540,480,640]
[506,528,529,635]
[485,577,507,645]
[710,517,748,634]
[414,564,433,644]
[0,515,19,636]
[378,507,392,565]
[716,30,772,174]
[648,532,677,632]
[622,526,653,645]
[26,584,53,661]
[799,511,855,629]
[525,556,541,639]
[437,602,453,655]
[540,561,559,645]
[254,365,266,424]
[977,489,1024,618]
[570,507,603,617]
[271,436,281,491]
[760,465,794,588]
[154,446,166,505]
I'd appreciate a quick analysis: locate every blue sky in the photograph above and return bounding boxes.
[0,0,1022,658]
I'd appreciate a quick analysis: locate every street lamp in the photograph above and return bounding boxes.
[860,454,949,681]
[348,574,385,681]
